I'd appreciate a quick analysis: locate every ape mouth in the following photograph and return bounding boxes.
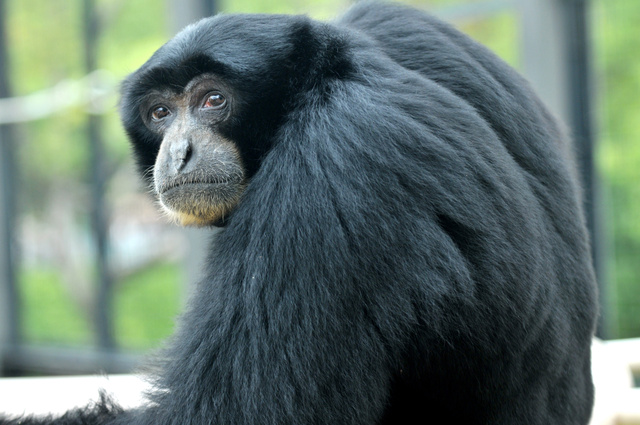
[156,175,246,227]
[157,174,242,196]
[158,178,244,210]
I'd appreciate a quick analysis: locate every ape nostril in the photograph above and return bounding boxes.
[170,139,192,172]
[184,144,193,164]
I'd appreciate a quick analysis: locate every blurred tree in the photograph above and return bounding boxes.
[595,0,640,338]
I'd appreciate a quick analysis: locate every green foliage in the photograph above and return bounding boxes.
[595,0,640,338]
[21,262,181,350]
[8,0,640,353]
[113,262,182,349]
[456,12,519,68]
[20,267,92,346]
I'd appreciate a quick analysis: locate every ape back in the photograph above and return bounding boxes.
[1,2,598,425]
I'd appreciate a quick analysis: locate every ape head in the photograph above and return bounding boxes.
[120,14,349,226]
[134,72,243,226]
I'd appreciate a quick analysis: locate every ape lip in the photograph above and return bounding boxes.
[157,177,239,194]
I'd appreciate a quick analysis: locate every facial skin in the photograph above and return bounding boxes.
[139,74,246,226]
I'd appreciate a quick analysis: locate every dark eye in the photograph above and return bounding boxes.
[151,105,171,121]
[202,93,226,109]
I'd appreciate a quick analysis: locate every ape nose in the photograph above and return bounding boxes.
[170,139,192,172]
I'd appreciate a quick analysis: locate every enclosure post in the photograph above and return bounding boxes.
[560,0,606,338]
[83,0,115,351]
[0,0,19,374]
[520,0,605,337]
[167,0,218,34]
[520,0,568,119]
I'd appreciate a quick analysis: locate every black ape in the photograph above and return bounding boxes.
[1,2,598,424]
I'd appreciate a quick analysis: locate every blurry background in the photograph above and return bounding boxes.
[0,0,637,376]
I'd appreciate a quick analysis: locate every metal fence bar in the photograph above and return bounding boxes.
[519,0,605,337]
[520,0,568,119]
[0,0,19,376]
[83,0,115,351]
[2,346,140,375]
[560,0,606,338]
[0,71,116,124]
[202,0,218,17]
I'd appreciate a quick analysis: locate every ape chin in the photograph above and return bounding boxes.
[1,2,598,424]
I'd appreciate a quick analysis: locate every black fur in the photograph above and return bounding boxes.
[2,2,598,424]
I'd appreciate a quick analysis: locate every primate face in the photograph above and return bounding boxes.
[139,74,246,227]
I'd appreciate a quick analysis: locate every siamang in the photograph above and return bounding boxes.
[1,2,598,424]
